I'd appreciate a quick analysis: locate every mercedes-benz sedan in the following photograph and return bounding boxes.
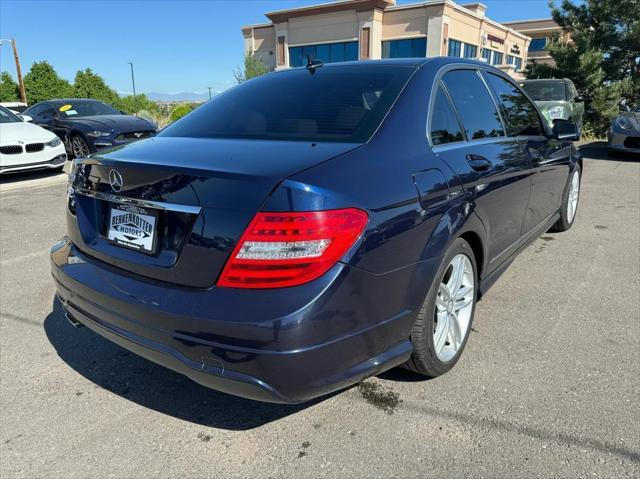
[51,58,582,403]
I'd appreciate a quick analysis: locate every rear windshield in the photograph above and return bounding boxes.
[521,81,567,102]
[159,65,415,143]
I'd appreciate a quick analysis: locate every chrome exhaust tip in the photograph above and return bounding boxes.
[65,312,84,328]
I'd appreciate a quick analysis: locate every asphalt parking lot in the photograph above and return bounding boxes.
[1,142,638,478]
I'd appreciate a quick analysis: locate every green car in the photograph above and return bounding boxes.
[520,78,585,137]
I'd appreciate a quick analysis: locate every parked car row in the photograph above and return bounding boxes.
[0,98,156,175]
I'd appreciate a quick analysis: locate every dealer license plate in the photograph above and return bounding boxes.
[107,204,158,254]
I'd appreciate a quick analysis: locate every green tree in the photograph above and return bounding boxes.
[23,61,73,104]
[528,0,639,136]
[169,103,195,122]
[119,93,158,115]
[234,54,269,83]
[0,71,19,101]
[73,68,121,106]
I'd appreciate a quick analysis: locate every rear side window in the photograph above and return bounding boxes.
[484,73,544,137]
[430,86,464,145]
[442,70,504,140]
[160,65,415,143]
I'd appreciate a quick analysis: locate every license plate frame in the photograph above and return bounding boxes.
[107,203,159,255]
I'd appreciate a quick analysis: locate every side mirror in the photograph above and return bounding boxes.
[552,119,579,141]
[575,96,584,103]
[19,114,33,122]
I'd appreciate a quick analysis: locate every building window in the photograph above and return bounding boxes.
[507,55,523,71]
[288,41,358,67]
[381,37,426,58]
[448,39,462,57]
[492,51,503,65]
[481,48,492,62]
[528,38,548,52]
[463,43,478,59]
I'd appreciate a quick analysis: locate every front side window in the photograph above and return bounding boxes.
[430,86,464,145]
[381,38,426,58]
[442,69,504,140]
[484,72,544,137]
[289,41,358,67]
[448,39,462,57]
[160,65,415,143]
[528,38,548,52]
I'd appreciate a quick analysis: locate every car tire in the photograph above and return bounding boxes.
[403,238,477,377]
[549,164,581,232]
[70,134,91,158]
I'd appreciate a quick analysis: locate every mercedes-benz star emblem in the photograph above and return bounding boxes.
[108,169,124,193]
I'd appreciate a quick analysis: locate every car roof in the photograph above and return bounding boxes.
[279,56,501,73]
[521,78,572,83]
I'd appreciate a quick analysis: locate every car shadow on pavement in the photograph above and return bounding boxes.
[43,297,321,430]
[578,141,639,162]
[0,166,68,185]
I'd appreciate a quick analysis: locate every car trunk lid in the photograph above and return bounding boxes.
[68,137,360,288]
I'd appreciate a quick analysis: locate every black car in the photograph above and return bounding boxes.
[52,58,582,403]
[24,99,156,158]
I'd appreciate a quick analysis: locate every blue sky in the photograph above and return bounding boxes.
[0,0,555,96]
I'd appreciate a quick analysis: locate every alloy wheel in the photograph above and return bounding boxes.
[567,170,580,223]
[72,137,90,158]
[434,254,475,363]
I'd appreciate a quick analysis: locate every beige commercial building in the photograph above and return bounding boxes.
[242,0,531,78]
[503,18,565,67]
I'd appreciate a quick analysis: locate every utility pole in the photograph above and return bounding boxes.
[208,87,212,99]
[128,62,136,101]
[10,39,26,103]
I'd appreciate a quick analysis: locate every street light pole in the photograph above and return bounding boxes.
[208,87,212,99]
[128,62,136,101]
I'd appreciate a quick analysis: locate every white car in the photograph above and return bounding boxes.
[0,105,67,175]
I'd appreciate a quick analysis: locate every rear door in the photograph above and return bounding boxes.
[430,68,532,274]
[482,71,571,235]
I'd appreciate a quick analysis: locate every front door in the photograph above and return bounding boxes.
[481,71,572,235]
[430,69,531,274]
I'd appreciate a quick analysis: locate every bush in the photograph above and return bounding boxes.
[169,104,195,122]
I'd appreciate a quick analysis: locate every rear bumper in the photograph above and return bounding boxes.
[51,238,424,403]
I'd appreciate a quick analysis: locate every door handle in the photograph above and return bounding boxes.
[466,154,492,172]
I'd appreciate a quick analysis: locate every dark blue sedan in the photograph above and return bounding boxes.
[51,58,582,403]
[24,99,156,158]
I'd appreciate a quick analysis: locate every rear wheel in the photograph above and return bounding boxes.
[403,238,477,377]
[71,135,90,158]
[550,164,581,232]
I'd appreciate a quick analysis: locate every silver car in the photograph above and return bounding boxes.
[608,107,640,155]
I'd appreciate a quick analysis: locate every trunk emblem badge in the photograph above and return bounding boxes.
[109,170,124,192]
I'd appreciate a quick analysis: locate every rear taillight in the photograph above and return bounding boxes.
[217,208,368,289]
